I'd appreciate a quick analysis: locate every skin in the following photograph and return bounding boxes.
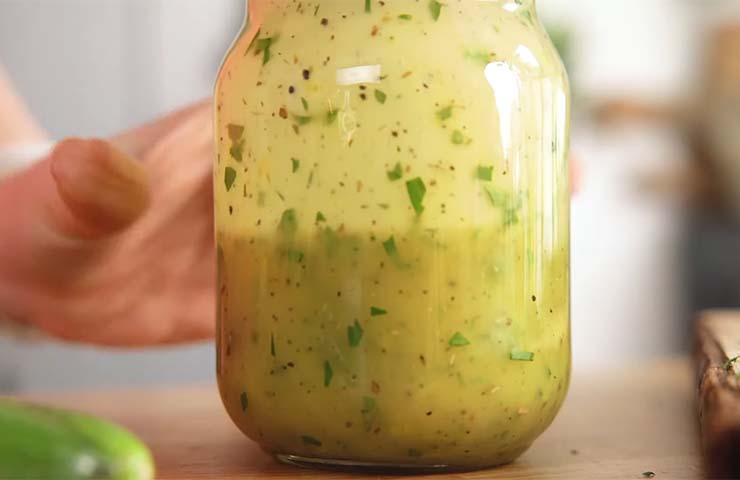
[0,66,215,346]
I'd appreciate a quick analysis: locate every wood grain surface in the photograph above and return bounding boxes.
[26,359,701,480]
[695,311,740,479]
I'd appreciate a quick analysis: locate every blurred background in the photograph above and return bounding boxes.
[0,0,739,392]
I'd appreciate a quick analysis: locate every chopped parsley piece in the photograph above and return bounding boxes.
[436,105,453,121]
[255,36,275,65]
[486,188,523,227]
[476,165,494,181]
[270,333,276,357]
[278,208,298,236]
[370,307,387,316]
[240,392,248,411]
[406,177,427,214]
[449,332,471,347]
[301,97,309,111]
[510,351,535,362]
[364,0,371,13]
[361,396,378,432]
[323,361,333,387]
[227,124,245,162]
[387,162,403,181]
[503,208,519,227]
[301,435,322,447]
[293,115,312,125]
[316,211,327,223]
[326,108,339,124]
[451,129,465,145]
[398,14,412,20]
[465,50,496,65]
[642,472,656,479]
[429,0,442,21]
[723,356,739,370]
[348,320,365,347]
[374,89,387,104]
[291,157,300,173]
[224,167,237,192]
[227,123,244,141]
[382,236,405,267]
[286,250,304,263]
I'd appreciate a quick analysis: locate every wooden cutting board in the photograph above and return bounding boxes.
[25,359,700,480]
[695,310,740,479]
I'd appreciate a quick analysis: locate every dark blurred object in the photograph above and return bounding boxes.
[694,311,740,480]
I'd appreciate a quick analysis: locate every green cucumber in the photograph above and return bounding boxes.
[0,398,154,480]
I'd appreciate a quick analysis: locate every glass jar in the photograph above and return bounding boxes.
[215,0,570,472]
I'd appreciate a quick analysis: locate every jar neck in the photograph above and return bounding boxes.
[246,0,537,16]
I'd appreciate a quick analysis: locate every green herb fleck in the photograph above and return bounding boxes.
[511,351,535,362]
[361,396,378,432]
[406,177,427,214]
[301,97,309,111]
[240,392,249,411]
[429,0,442,21]
[374,89,387,104]
[255,36,275,65]
[642,472,656,479]
[382,236,405,267]
[291,157,300,173]
[316,211,327,223]
[436,105,453,121]
[270,333,276,357]
[348,320,365,347]
[465,50,496,65]
[301,435,322,447]
[364,0,371,13]
[370,307,387,316]
[451,129,465,145]
[449,332,471,347]
[398,14,412,20]
[408,448,423,458]
[227,124,245,162]
[724,356,740,370]
[286,250,304,263]
[224,167,237,192]
[476,165,493,181]
[323,361,333,387]
[294,115,312,125]
[387,162,403,181]
[326,108,339,124]
[278,209,298,236]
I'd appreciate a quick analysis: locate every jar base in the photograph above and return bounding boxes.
[275,451,523,474]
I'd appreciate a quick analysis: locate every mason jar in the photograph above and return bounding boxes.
[215,0,570,471]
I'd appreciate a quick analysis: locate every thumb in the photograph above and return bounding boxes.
[0,138,150,285]
[49,138,151,238]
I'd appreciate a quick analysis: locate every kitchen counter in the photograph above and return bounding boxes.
[31,359,701,479]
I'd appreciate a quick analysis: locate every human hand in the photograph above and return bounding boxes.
[0,101,215,346]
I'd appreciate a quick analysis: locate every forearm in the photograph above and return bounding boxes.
[0,66,47,146]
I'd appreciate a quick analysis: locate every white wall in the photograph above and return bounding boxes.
[539,0,700,101]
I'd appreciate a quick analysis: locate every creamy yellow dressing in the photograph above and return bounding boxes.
[215,0,570,469]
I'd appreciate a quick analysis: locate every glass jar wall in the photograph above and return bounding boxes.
[215,0,570,471]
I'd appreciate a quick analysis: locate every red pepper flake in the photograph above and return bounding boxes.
[302,69,311,80]
[371,25,379,36]
[279,107,288,119]
[371,381,381,394]
[320,18,328,26]
[288,86,295,94]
